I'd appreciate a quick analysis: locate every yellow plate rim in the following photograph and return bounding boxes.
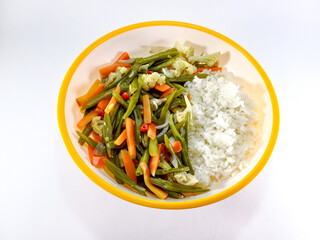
[57,21,280,209]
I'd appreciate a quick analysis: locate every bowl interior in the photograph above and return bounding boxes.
[63,24,274,204]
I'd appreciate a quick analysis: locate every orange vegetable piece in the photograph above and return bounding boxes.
[125,118,136,159]
[91,132,102,143]
[140,162,168,200]
[154,83,171,92]
[147,123,157,140]
[105,86,121,114]
[195,67,222,74]
[114,129,127,146]
[149,144,162,176]
[76,80,104,107]
[142,95,151,124]
[92,156,106,168]
[121,150,137,183]
[77,109,101,130]
[97,98,111,111]
[159,88,175,99]
[171,141,182,153]
[115,52,130,62]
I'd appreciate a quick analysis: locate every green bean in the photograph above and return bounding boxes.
[129,77,138,94]
[76,131,97,148]
[165,79,175,89]
[141,89,155,98]
[164,134,183,167]
[114,107,125,139]
[150,178,209,193]
[159,90,176,125]
[106,140,126,149]
[122,77,142,120]
[78,123,93,145]
[155,167,189,175]
[149,58,176,71]
[81,85,128,110]
[173,87,185,99]
[84,106,96,116]
[102,113,112,143]
[112,90,128,109]
[158,157,171,170]
[157,120,185,143]
[184,112,190,148]
[104,159,146,196]
[110,104,120,129]
[137,48,179,65]
[141,133,149,148]
[133,108,142,144]
[168,114,194,174]
[113,152,124,184]
[135,149,150,176]
[119,63,141,88]
[149,138,159,156]
[104,67,131,89]
[169,98,186,110]
[169,73,208,83]
[151,112,159,124]
[163,190,185,199]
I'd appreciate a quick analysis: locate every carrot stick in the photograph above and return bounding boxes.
[92,156,106,168]
[195,67,222,74]
[76,80,104,107]
[154,84,171,92]
[97,98,111,111]
[142,95,151,124]
[91,132,102,143]
[77,109,101,130]
[105,86,120,114]
[115,52,130,62]
[147,123,157,140]
[114,129,127,146]
[159,88,175,99]
[171,141,182,153]
[149,144,162,176]
[125,117,136,159]
[121,150,137,183]
[99,62,131,79]
[88,145,94,164]
[140,162,168,200]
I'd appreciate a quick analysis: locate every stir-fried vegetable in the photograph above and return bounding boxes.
[75,45,222,199]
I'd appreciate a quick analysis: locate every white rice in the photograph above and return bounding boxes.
[184,70,257,187]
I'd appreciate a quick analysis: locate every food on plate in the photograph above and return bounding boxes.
[75,42,256,199]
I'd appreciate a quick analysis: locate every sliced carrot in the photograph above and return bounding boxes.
[105,86,121,114]
[149,144,162,176]
[125,118,136,159]
[91,132,102,143]
[97,98,111,111]
[121,150,137,183]
[140,162,168,200]
[147,123,157,140]
[154,83,171,92]
[76,80,104,107]
[195,67,222,74]
[115,52,130,62]
[171,141,182,153]
[88,145,94,164]
[159,88,175,99]
[142,95,151,124]
[99,62,131,79]
[114,129,127,146]
[77,109,101,130]
[92,156,106,168]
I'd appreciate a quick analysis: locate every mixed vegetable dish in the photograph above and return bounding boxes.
[76,43,222,199]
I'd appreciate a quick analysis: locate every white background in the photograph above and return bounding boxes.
[1,0,319,239]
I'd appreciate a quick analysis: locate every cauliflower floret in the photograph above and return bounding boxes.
[187,52,220,67]
[165,59,197,78]
[91,116,105,136]
[107,66,129,84]
[176,95,193,124]
[141,72,166,91]
[174,172,198,186]
[174,41,194,58]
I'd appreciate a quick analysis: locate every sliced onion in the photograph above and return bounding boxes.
[157,125,169,138]
[118,58,135,64]
[155,112,170,129]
